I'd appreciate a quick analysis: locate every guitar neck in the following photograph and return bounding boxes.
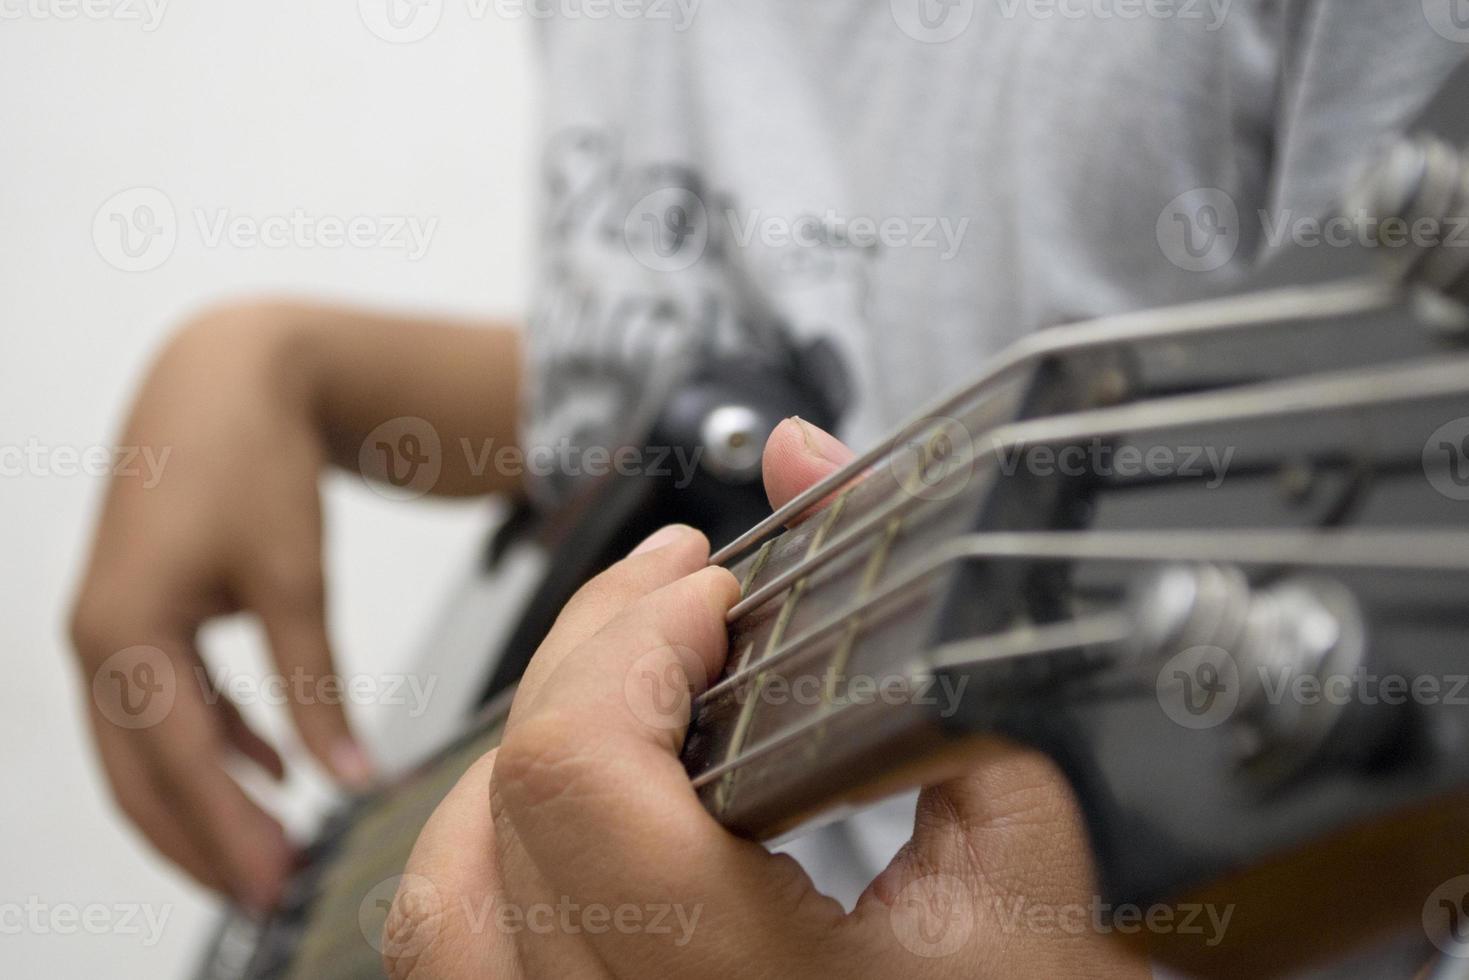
[680,152,1469,929]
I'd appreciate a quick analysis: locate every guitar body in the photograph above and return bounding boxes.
[195,365,835,980]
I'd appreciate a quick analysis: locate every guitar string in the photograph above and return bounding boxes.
[690,611,1139,792]
[724,352,1469,624]
[688,529,1469,789]
[709,275,1397,567]
[696,519,1469,714]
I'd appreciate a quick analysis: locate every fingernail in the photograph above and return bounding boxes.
[630,524,693,557]
[329,739,375,790]
[791,416,851,465]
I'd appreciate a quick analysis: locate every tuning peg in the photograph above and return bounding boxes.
[1125,563,1404,787]
[1343,134,1469,309]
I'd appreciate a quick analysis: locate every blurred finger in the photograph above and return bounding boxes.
[243,556,374,790]
[217,695,286,781]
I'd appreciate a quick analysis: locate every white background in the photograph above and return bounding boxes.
[0,4,534,975]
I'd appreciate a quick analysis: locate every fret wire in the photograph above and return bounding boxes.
[728,453,981,622]
[690,529,1469,790]
[689,612,1131,791]
[716,492,850,812]
[692,524,1469,766]
[726,353,1469,624]
[823,517,902,707]
[699,542,947,708]
[738,539,776,596]
[710,276,1397,567]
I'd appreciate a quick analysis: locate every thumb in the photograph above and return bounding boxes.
[863,742,1142,973]
[762,416,856,515]
[245,561,375,790]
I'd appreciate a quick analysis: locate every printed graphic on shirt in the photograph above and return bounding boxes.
[523,125,866,506]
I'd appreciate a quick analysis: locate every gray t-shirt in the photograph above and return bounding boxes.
[517,0,1467,936]
[522,0,1466,508]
